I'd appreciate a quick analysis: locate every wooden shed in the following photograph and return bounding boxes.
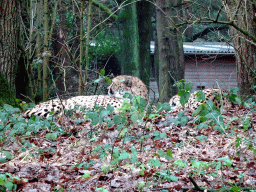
[183,42,236,92]
[150,42,236,93]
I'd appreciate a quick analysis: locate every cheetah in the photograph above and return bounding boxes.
[23,75,148,118]
[108,75,148,101]
[169,88,232,111]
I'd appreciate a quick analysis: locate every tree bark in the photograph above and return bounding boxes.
[43,0,50,101]
[226,0,256,96]
[84,0,93,91]
[117,0,140,77]
[0,0,19,93]
[137,1,153,87]
[156,0,185,102]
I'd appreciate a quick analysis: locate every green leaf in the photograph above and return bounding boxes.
[229,94,237,102]
[81,173,90,178]
[198,123,208,129]
[3,151,13,160]
[108,121,113,127]
[4,181,16,190]
[90,137,99,142]
[87,112,98,120]
[230,87,239,94]
[117,124,123,130]
[92,116,100,125]
[46,132,58,141]
[243,117,251,130]
[139,170,144,176]
[106,104,114,113]
[235,137,241,148]
[148,159,164,168]
[113,116,121,125]
[100,110,110,118]
[131,113,138,123]
[0,158,7,163]
[185,82,193,92]
[131,146,137,155]
[163,103,171,111]
[121,116,127,124]
[166,174,178,182]
[196,135,208,141]
[230,186,240,192]
[217,158,232,167]
[94,77,103,83]
[206,100,214,110]
[180,116,189,126]
[119,151,130,160]
[153,131,167,140]
[104,144,112,151]
[130,155,138,163]
[178,91,190,107]
[105,77,111,84]
[213,125,224,133]
[192,105,202,116]
[166,149,173,158]
[195,90,205,102]
[100,69,105,76]
[157,150,165,157]
[120,128,128,137]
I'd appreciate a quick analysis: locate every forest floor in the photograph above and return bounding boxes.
[1,104,256,191]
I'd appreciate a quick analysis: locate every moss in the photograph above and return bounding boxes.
[0,73,17,107]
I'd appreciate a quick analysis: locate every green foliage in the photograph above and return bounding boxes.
[191,160,212,175]
[71,160,94,170]
[96,188,109,192]
[90,29,120,60]
[169,111,189,126]
[174,159,187,169]
[0,74,17,107]
[0,173,23,191]
[195,90,205,102]
[153,131,167,140]
[157,102,171,112]
[155,170,178,182]
[1,78,255,190]
[174,80,193,107]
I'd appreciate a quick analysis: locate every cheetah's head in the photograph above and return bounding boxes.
[169,95,182,110]
[108,75,149,101]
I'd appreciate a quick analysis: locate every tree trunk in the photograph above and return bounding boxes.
[84,0,93,92]
[0,0,19,93]
[137,1,153,87]
[154,30,159,89]
[79,1,85,95]
[156,0,185,102]
[43,0,50,101]
[36,0,43,99]
[226,0,256,96]
[117,0,140,77]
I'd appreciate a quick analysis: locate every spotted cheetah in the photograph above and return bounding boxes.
[108,75,148,101]
[169,88,232,111]
[23,75,148,118]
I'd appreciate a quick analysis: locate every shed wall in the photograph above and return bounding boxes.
[184,55,237,92]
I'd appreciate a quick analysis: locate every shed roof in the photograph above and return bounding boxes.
[150,41,235,55]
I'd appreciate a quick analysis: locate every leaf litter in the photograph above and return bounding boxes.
[0,105,256,191]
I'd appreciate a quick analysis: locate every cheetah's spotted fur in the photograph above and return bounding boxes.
[23,75,148,118]
[169,88,232,111]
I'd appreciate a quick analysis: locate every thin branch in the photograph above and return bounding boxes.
[191,26,228,41]
[176,19,256,43]
[84,0,118,20]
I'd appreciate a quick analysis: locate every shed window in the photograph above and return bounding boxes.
[196,86,205,90]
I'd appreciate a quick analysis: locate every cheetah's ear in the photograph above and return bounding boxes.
[125,77,132,87]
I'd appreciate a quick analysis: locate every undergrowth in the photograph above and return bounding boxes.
[0,81,256,191]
